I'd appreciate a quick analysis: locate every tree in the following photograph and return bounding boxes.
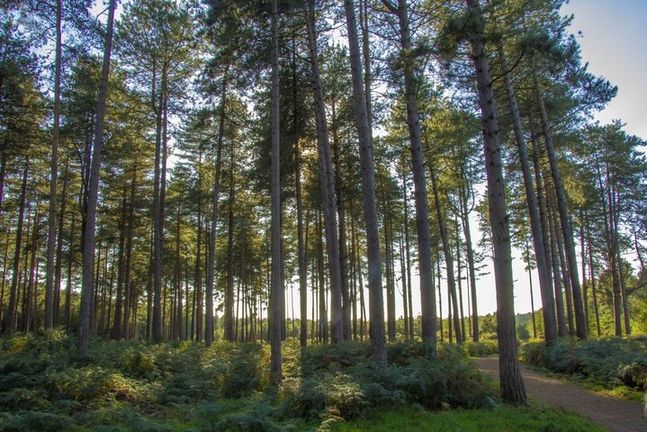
[344,0,386,366]
[464,0,526,404]
[78,0,117,354]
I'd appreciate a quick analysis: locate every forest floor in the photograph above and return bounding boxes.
[474,356,646,432]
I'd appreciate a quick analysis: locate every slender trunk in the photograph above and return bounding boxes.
[393,0,437,350]
[498,43,556,345]
[122,167,136,339]
[586,221,601,336]
[54,161,69,324]
[304,1,344,343]
[64,211,75,332]
[225,145,236,342]
[533,72,586,339]
[269,0,282,384]
[429,165,461,343]
[466,0,526,404]
[205,72,227,346]
[547,197,567,336]
[45,0,63,330]
[459,182,479,342]
[111,191,127,339]
[297,142,307,347]
[344,0,386,366]
[79,0,117,352]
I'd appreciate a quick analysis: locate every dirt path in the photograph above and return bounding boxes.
[474,357,645,432]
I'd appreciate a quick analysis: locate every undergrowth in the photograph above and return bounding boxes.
[521,336,647,399]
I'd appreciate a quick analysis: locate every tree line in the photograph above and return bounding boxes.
[0,0,645,404]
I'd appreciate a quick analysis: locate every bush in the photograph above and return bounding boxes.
[521,337,647,392]
[213,413,282,432]
[464,340,498,357]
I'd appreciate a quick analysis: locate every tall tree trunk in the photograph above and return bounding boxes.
[498,44,556,345]
[45,0,63,330]
[205,72,227,346]
[304,1,344,343]
[533,72,586,339]
[344,0,386,367]
[224,144,236,342]
[389,0,437,350]
[269,0,282,385]
[111,192,127,339]
[64,210,75,333]
[296,137,307,348]
[466,0,526,404]
[3,160,28,335]
[429,165,461,344]
[122,167,136,339]
[458,180,479,342]
[532,140,565,336]
[79,0,117,353]
[54,161,69,324]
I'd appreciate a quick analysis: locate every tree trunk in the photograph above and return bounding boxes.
[269,0,282,385]
[225,144,236,342]
[392,0,437,350]
[533,72,586,339]
[429,165,461,343]
[45,0,62,330]
[304,1,344,343]
[205,72,227,346]
[79,0,117,353]
[466,0,526,404]
[2,160,28,335]
[344,0,386,367]
[54,161,69,324]
[498,43,556,345]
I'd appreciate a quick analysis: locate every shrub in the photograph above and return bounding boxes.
[212,413,282,432]
[464,340,498,357]
[521,336,647,393]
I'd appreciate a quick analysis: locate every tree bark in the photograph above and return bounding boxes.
[45,0,62,330]
[79,0,116,353]
[205,72,227,346]
[269,0,282,385]
[391,0,437,350]
[2,160,28,335]
[533,72,586,339]
[304,1,344,343]
[465,0,526,404]
[344,0,386,367]
[498,44,556,345]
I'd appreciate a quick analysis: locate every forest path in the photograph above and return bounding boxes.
[474,357,646,432]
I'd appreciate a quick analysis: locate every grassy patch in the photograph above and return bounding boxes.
[332,405,606,432]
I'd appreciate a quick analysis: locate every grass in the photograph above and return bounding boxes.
[332,405,606,432]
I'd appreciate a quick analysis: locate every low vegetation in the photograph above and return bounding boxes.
[0,331,600,432]
[522,336,647,400]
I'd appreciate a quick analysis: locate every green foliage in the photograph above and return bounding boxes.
[522,337,647,395]
[330,405,605,432]
[463,340,498,357]
[281,343,493,422]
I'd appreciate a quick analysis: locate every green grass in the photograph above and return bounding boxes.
[332,405,606,432]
